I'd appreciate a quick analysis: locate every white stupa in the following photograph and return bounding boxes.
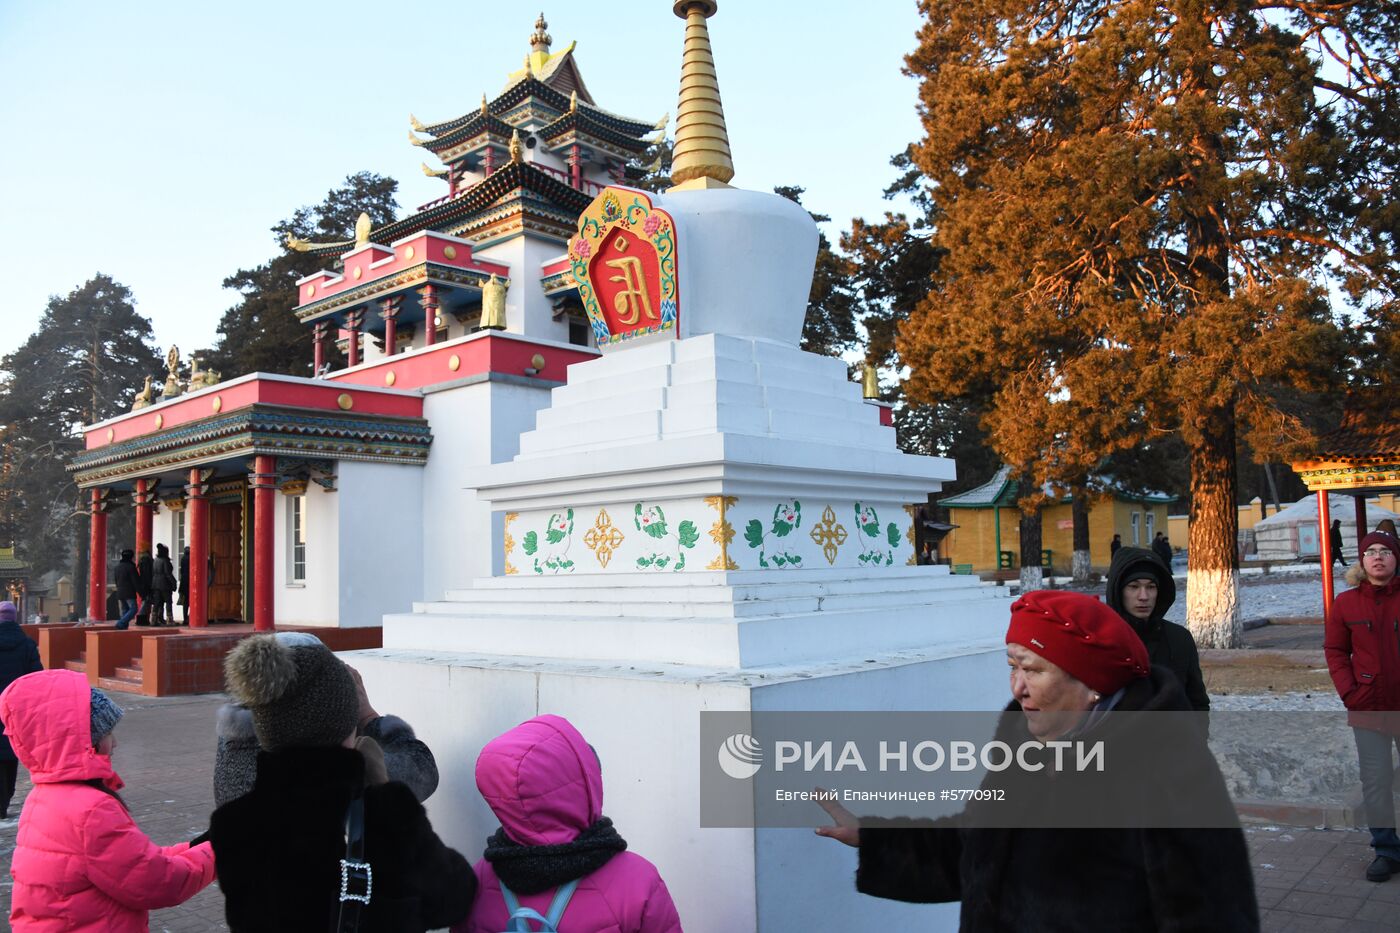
[353,4,1009,929]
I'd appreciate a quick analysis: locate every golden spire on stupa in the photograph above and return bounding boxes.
[668,1,734,191]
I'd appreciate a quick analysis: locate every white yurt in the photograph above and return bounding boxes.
[1253,494,1400,561]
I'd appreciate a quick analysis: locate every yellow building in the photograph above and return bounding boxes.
[939,466,1175,574]
[1168,493,1400,551]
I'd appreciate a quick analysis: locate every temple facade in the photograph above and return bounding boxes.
[67,17,662,649]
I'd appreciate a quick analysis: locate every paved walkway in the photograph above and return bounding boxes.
[0,689,1397,931]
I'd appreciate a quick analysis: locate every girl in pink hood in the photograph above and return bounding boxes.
[456,715,682,933]
[0,669,216,931]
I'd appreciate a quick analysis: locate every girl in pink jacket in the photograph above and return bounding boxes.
[456,715,682,933]
[0,669,216,931]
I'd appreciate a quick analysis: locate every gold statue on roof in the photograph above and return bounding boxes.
[530,13,551,51]
[355,213,372,247]
[163,347,184,400]
[862,362,880,399]
[509,129,523,163]
[481,93,490,117]
[570,90,578,113]
[480,274,509,330]
[132,375,155,411]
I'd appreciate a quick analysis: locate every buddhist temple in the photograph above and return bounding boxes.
[62,15,664,692]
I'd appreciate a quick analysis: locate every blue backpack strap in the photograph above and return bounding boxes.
[544,878,580,928]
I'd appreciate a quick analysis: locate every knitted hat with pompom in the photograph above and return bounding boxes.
[223,632,358,751]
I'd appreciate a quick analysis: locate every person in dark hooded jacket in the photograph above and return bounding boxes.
[1106,546,1210,715]
[0,601,41,818]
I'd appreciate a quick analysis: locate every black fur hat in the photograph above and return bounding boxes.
[223,632,358,751]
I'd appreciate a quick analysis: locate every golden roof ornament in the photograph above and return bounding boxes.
[422,162,448,178]
[669,0,735,190]
[286,232,351,253]
[409,113,426,132]
[355,212,372,247]
[481,93,490,116]
[408,129,425,147]
[569,90,578,113]
[132,375,155,411]
[530,13,552,51]
[509,129,523,163]
[163,346,184,400]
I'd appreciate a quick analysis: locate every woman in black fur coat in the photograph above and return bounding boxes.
[207,633,475,932]
[817,590,1258,932]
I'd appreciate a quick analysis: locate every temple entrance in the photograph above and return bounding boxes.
[208,499,244,622]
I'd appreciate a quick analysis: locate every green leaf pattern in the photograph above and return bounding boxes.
[746,500,803,568]
[854,503,894,566]
[531,510,575,574]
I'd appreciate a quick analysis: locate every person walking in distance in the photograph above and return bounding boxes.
[1106,546,1210,715]
[149,543,177,626]
[0,601,41,820]
[112,550,139,630]
[1325,531,1400,881]
[1330,519,1349,567]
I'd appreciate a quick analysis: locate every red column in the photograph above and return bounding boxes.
[1318,491,1334,626]
[346,310,363,367]
[87,489,108,621]
[381,297,401,357]
[483,147,495,177]
[187,469,210,628]
[570,143,581,189]
[134,479,153,557]
[250,456,276,632]
[421,285,439,347]
[313,321,328,375]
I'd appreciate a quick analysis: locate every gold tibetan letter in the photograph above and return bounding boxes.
[604,256,656,325]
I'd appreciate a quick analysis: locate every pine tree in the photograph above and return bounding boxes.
[0,275,163,609]
[897,0,1396,646]
[200,172,399,378]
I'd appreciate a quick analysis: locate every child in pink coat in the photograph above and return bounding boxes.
[0,669,216,931]
[456,715,682,933]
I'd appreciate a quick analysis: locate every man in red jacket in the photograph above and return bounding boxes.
[1325,530,1400,881]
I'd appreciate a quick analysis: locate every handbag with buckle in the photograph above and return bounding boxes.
[337,795,371,933]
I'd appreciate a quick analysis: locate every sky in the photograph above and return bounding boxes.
[0,1,927,363]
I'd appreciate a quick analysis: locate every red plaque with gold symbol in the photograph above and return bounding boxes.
[569,187,678,347]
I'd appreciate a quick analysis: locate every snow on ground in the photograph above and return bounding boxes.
[1161,569,1341,624]
[1210,691,1343,711]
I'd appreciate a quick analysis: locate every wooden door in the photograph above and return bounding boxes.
[208,501,243,621]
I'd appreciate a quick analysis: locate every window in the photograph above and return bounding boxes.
[173,509,186,556]
[1131,512,1141,545]
[568,316,591,347]
[1145,511,1155,541]
[288,495,307,583]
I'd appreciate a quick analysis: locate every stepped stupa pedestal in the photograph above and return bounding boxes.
[353,5,1007,930]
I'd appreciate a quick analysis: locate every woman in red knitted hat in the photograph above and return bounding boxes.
[816,590,1258,931]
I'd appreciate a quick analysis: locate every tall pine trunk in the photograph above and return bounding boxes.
[1186,407,1241,647]
[1018,491,1044,591]
[1071,493,1091,582]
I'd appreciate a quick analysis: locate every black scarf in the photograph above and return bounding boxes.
[484,817,628,894]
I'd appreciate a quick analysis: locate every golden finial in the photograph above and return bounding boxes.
[530,13,551,51]
[409,113,426,132]
[653,112,670,132]
[408,129,424,147]
[862,362,880,399]
[481,93,490,116]
[422,162,448,178]
[285,232,351,253]
[569,90,578,113]
[355,212,372,247]
[669,1,734,190]
[509,129,523,163]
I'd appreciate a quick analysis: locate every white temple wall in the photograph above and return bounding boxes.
[420,378,557,600]
[348,644,1005,933]
[335,462,423,627]
[275,486,340,627]
[475,234,573,344]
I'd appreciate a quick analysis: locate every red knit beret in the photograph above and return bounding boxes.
[1006,590,1150,695]
[1360,532,1400,562]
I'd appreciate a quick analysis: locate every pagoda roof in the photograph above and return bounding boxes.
[304,162,594,259]
[418,79,653,145]
[537,110,651,153]
[419,114,518,155]
[939,465,1175,508]
[501,40,594,103]
[1290,398,1400,492]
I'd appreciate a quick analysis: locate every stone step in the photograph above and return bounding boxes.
[383,593,1012,669]
[64,660,88,674]
[416,582,999,621]
[112,665,144,682]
